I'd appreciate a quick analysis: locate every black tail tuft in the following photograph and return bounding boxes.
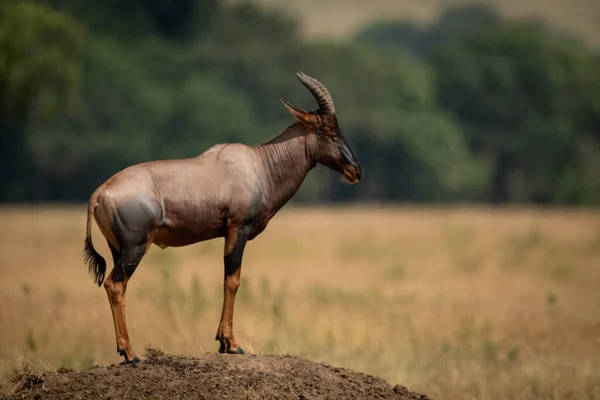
[84,238,106,287]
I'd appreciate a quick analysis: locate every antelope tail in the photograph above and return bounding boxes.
[83,192,106,287]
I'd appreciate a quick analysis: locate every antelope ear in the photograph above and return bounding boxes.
[281,99,318,126]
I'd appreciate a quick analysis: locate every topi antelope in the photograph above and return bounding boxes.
[83,72,363,363]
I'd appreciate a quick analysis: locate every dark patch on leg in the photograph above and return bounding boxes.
[224,225,250,276]
[111,243,145,297]
[122,248,145,282]
[108,241,120,262]
[107,241,122,281]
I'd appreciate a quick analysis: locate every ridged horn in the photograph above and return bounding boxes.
[296,72,336,115]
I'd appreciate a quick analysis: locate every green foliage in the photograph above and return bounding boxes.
[45,0,219,41]
[432,22,600,203]
[356,4,501,57]
[0,1,82,114]
[291,42,485,201]
[0,1,598,205]
[0,0,82,201]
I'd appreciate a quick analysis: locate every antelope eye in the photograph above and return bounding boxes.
[331,134,339,143]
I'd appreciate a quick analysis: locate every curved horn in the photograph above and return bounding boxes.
[296,72,336,115]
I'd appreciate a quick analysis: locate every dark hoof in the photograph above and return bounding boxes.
[217,336,228,354]
[120,356,141,365]
[216,336,244,354]
[118,349,141,365]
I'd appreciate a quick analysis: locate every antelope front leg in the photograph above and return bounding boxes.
[215,225,249,354]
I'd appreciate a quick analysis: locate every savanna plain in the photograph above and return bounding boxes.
[1,205,599,399]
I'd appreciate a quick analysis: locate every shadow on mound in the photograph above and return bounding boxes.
[6,348,431,399]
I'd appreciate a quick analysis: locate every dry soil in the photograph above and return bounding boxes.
[5,349,431,400]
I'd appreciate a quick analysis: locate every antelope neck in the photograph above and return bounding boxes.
[255,124,319,210]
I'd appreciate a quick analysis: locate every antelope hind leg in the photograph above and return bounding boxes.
[104,241,146,364]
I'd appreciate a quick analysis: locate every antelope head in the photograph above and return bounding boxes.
[281,72,363,184]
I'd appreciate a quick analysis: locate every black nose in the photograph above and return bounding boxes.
[355,165,363,180]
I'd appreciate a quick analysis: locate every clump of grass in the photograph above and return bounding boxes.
[0,354,52,397]
[483,339,498,362]
[520,227,544,249]
[507,347,519,362]
[143,346,168,364]
[548,263,573,281]
[521,226,544,248]
[452,255,481,274]
[25,331,37,352]
[386,263,407,280]
[502,225,547,269]
[21,283,30,296]
[547,292,558,306]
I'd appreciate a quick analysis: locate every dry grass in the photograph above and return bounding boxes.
[1,205,599,399]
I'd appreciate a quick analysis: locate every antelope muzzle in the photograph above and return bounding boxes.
[339,136,362,184]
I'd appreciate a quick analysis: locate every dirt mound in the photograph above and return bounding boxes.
[5,349,431,400]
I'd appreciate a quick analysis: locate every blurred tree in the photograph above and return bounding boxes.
[26,28,265,201]
[0,1,82,201]
[3,0,595,205]
[190,3,485,202]
[158,74,263,160]
[27,36,170,201]
[432,23,600,203]
[356,4,500,57]
[290,42,485,202]
[355,20,428,56]
[190,1,304,123]
[44,0,219,41]
[145,0,219,40]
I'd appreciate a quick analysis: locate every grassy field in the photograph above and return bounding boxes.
[1,205,599,399]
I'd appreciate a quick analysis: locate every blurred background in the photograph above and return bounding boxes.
[1,0,599,205]
[1,1,600,399]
